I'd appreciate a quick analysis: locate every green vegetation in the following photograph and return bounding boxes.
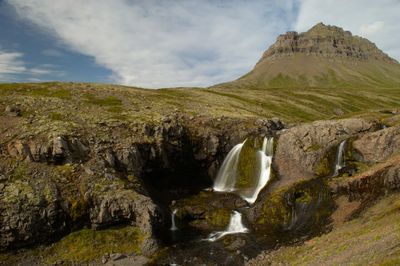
[44,226,144,264]
[314,145,338,177]
[205,208,231,229]
[49,112,64,121]
[254,193,400,265]
[257,179,333,234]
[84,93,122,107]
[11,163,28,181]
[236,137,262,190]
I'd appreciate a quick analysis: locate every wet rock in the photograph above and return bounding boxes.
[274,118,377,188]
[352,126,400,163]
[140,237,158,256]
[332,156,400,200]
[105,255,149,266]
[250,179,334,236]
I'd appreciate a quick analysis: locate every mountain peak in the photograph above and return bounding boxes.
[225,23,400,88]
[257,23,397,65]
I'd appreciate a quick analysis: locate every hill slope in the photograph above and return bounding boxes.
[219,23,400,88]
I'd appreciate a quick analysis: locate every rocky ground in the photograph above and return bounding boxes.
[0,82,400,265]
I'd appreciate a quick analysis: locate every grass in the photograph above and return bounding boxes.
[83,93,122,107]
[1,81,400,124]
[44,226,145,264]
[249,193,400,265]
[49,112,64,121]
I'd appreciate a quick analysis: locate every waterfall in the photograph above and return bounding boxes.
[333,140,346,176]
[207,211,248,242]
[170,209,178,231]
[213,142,245,192]
[213,137,273,204]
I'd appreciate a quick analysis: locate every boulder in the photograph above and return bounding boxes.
[352,126,400,163]
[274,118,377,188]
[0,177,67,250]
[89,180,160,235]
[7,136,89,164]
[331,155,400,200]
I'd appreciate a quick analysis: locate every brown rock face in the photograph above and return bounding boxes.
[273,118,377,188]
[352,126,400,163]
[258,23,397,64]
[332,155,400,200]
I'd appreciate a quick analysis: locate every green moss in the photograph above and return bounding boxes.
[257,189,291,228]
[69,196,89,223]
[56,164,75,181]
[314,145,338,177]
[257,193,400,265]
[257,179,333,235]
[49,112,64,121]
[308,143,322,152]
[84,94,122,107]
[11,163,27,180]
[236,137,262,190]
[205,209,231,229]
[45,226,145,264]
[24,87,71,99]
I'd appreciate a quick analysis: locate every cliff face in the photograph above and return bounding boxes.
[258,23,397,64]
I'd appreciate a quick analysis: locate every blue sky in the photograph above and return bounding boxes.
[0,0,399,88]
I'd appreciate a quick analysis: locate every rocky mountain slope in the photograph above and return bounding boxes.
[217,23,400,88]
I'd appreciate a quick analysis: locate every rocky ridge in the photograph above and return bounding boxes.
[257,23,397,64]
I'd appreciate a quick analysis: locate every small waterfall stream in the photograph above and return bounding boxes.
[207,211,249,242]
[213,142,245,192]
[333,140,346,176]
[213,137,274,204]
[170,209,178,231]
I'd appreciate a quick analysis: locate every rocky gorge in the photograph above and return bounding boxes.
[1,102,400,265]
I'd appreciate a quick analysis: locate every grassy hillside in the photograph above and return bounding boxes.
[1,82,400,127]
[217,55,400,89]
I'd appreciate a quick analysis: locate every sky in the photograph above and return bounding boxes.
[0,0,399,88]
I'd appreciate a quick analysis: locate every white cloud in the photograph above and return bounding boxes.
[0,51,26,80]
[7,0,297,88]
[359,21,385,37]
[0,49,62,81]
[294,0,400,61]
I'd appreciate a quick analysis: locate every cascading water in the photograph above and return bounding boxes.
[213,142,245,192]
[170,209,178,231]
[333,140,346,176]
[207,211,249,242]
[213,137,273,204]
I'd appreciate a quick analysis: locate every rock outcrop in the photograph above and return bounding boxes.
[0,177,67,249]
[258,23,397,64]
[273,118,377,188]
[7,136,89,164]
[352,126,400,163]
[331,155,400,200]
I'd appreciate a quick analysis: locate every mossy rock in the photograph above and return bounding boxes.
[256,179,334,236]
[44,226,145,264]
[235,137,263,190]
[69,196,89,224]
[205,208,231,230]
[314,144,340,177]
